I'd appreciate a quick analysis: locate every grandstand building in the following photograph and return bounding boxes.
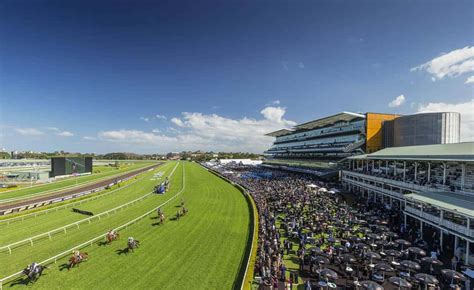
[264,112,399,177]
[341,142,474,265]
[382,112,460,148]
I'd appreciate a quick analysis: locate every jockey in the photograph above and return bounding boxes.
[29,262,39,273]
[128,237,135,245]
[73,250,81,261]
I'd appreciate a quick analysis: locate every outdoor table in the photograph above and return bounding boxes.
[346,266,353,273]
[327,282,336,289]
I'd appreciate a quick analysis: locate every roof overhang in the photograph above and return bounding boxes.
[405,192,474,218]
[265,129,294,137]
[294,112,366,131]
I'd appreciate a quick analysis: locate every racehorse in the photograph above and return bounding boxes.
[181,206,188,216]
[127,240,140,252]
[106,232,120,244]
[23,265,47,282]
[67,252,88,270]
[159,213,166,224]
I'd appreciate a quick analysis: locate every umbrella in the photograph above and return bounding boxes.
[421,257,443,266]
[340,254,356,263]
[360,280,384,290]
[314,255,330,265]
[310,247,324,255]
[408,246,426,258]
[374,262,394,272]
[358,227,372,234]
[349,236,362,243]
[414,273,439,285]
[356,243,370,250]
[386,249,402,256]
[384,231,399,240]
[319,268,338,280]
[395,239,411,250]
[365,251,381,265]
[367,233,381,240]
[400,260,420,275]
[389,277,412,289]
[440,269,467,281]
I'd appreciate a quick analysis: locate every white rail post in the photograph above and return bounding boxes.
[7,246,11,254]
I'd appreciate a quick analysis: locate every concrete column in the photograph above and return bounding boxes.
[443,162,446,185]
[403,161,406,181]
[439,210,444,225]
[404,213,407,227]
[390,196,393,207]
[461,163,465,190]
[466,241,470,266]
[440,230,443,248]
[454,236,459,258]
[467,218,471,237]
[420,221,423,238]
[427,162,431,181]
[414,163,417,181]
[393,161,397,176]
[372,160,374,171]
[385,161,388,175]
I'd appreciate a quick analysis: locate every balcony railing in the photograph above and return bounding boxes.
[404,206,474,237]
[342,176,404,199]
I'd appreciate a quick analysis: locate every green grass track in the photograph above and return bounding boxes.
[3,162,251,289]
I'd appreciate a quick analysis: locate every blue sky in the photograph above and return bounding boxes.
[1,0,473,153]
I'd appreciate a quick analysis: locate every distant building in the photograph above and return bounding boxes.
[382,112,460,148]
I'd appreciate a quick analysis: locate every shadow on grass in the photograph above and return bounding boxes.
[115,248,129,255]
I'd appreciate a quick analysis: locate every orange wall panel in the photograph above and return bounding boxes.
[365,113,400,153]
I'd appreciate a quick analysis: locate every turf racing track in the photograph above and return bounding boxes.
[0,161,252,289]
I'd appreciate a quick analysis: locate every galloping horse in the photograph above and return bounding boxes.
[67,252,88,270]
[127,240,140,252]
[106,231,120,244]
[181,206,188,216]
[159,213,166,224]
[23,265,47,282]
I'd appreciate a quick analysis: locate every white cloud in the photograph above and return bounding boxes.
[83,136,97,140]
[56,131,74,137]
[98,106,296,153]
[411,46,474,81]
[298,62,305,69]
[155,114,167,120]
[99,130,177,145]
[15,128,44,136]
[260,106,288,122]
[388,94,406,108]
[465,76,474,84]
[152,128,161,133]
[170,117,184,127]
[417,99,474,142]
[139,117,150,122]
